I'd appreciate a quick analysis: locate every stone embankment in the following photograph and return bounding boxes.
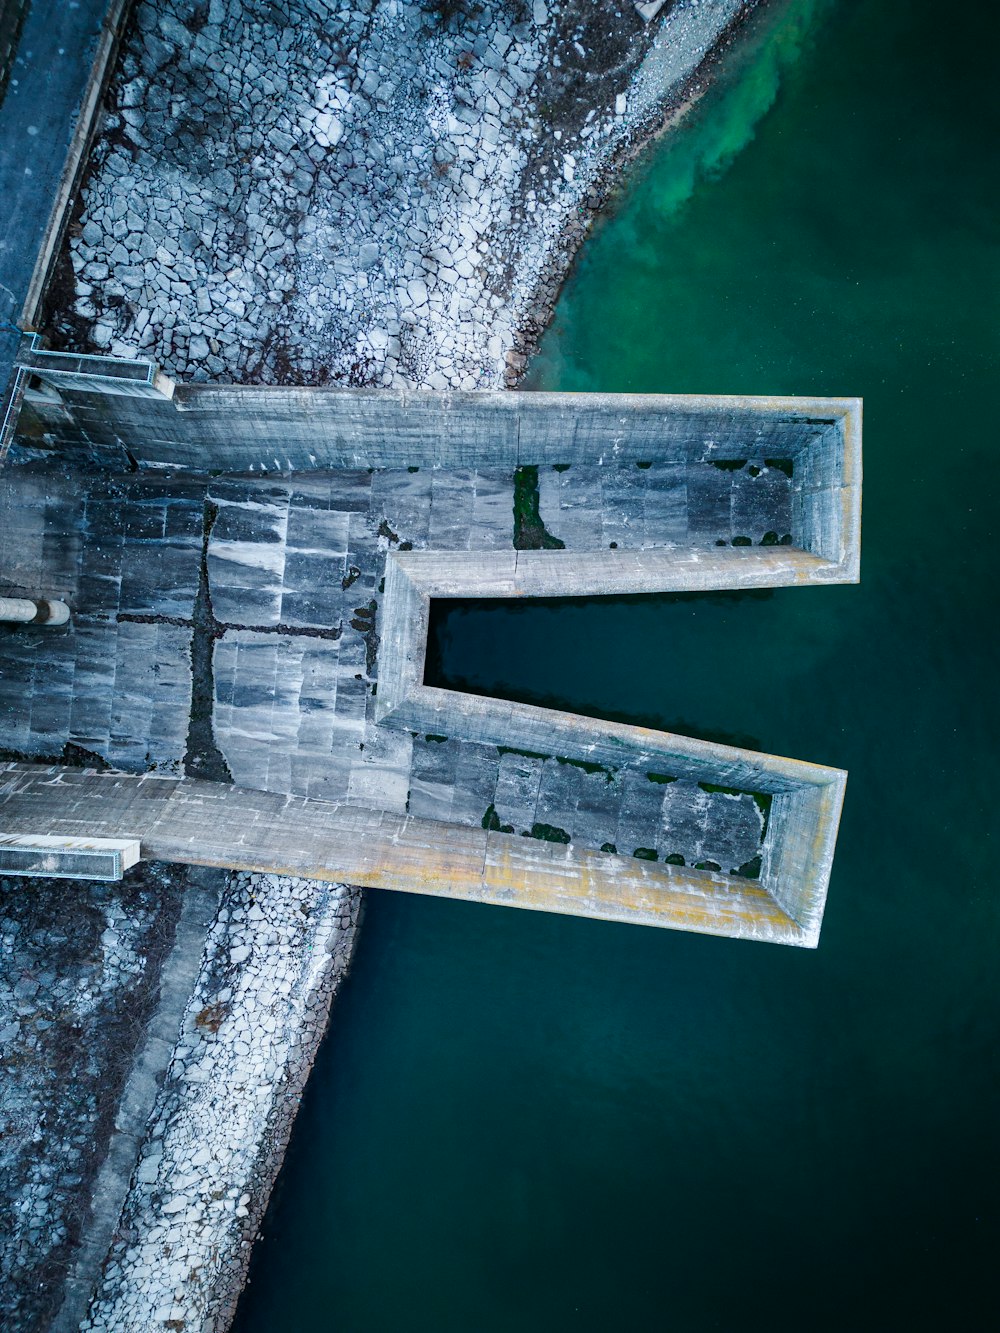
[49,0,753,387]
[0,864,186,1333]
[79,872,362,1333]
[0,860,360,1331]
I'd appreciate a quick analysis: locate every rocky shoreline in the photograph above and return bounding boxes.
[0,864,188,1333]
[46,0,757,388]
[0,860,361,1332]
[80,872,362,1333]
[510,0,758,378]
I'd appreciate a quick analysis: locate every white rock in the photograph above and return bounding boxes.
[136,1155,161,1185]
[313,112,343,147]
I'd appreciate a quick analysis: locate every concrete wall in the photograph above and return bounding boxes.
[12,369,861,582]
[15,373,849,469]
[789,399,862,576]
[0,763,809,946]
[379,549,850,792]
[377,550,847,948]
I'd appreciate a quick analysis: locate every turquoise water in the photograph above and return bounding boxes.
[234,2,999,1328]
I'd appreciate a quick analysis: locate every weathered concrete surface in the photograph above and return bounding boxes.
[377,546,847,942]
[0,447,853,949]
[0,0,30,105]
[15,376,844,467]
[0,833,141,880]
[0,764,813,945]
[13,378,861,571]
[2,385,858,944]
[0,0,124,394]
[1,391,859,899]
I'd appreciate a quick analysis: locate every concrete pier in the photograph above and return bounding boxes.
[0,372,860,947]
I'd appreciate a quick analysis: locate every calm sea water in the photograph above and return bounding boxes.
[234,2,998,1328]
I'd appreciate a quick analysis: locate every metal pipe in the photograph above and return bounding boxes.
[0,596,70,626]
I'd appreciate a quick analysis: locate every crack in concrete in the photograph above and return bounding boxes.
[349,599,379,678]
[175,500,345,782]
[117,612,342,641]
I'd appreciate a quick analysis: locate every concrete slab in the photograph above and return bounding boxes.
[0,1,118,388]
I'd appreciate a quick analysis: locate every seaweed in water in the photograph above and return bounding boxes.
[183,500,232,784]
[482,804,514,834]
[733,855,762,880]
[513,465,565,550]
[529,822,571,844]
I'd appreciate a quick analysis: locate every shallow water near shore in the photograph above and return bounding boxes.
[234,1,999,1328]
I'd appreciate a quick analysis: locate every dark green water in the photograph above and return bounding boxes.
[235,2,998,1328]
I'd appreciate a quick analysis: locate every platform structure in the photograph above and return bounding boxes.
[0,831,140,879]
[0,361,861,946]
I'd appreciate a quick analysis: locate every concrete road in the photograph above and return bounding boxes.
[0,0,112,390]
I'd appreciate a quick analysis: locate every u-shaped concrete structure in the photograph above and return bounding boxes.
[1,360,860,945]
